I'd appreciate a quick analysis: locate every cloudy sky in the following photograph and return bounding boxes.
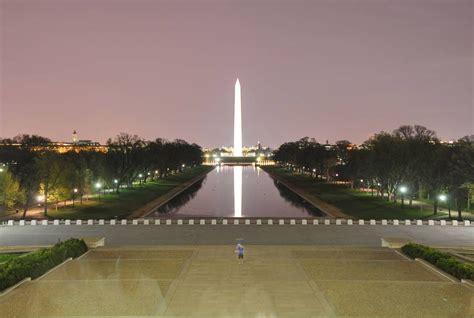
[1,0,472,147]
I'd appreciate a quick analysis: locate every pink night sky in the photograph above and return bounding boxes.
[1,0,472,148]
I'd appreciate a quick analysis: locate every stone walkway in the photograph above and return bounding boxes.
[0,246,472,317]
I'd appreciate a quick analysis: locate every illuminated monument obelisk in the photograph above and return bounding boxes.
[233,78,242,156]
[233,78,243,217]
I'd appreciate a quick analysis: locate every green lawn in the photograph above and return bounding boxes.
[263,166,453,220]
[47,166,214,220]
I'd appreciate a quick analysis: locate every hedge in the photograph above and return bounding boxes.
[0,238,88,291]
[401,243,474,281]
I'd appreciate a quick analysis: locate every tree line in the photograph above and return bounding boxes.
[0,133,203,217]
[273,125,474,219]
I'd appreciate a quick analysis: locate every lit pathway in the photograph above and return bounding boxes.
[0,246,472,317]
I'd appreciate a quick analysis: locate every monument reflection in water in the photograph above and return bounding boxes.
[153,165,325,218]
[234,166,242,217]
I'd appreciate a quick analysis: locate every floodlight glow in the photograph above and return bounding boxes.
[233,79,242,156]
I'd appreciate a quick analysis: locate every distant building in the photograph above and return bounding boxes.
[72,130,78,143]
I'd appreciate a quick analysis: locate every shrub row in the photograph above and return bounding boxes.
[0,238,88,291]
[401,243,474,281]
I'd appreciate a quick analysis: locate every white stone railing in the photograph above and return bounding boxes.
[1,218,472,226]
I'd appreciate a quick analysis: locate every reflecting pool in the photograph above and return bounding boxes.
[150,165,325,218]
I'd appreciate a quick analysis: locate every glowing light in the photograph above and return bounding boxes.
[233,78,242,156]
[73,188,78,193]
[399,186,407,194]
[439,194,447,202]
[37,195,45,202]
[138,174,143,178]
[335,173,339,177]
[95,182,102,189]
[182,164,185,167]
[114,179,118,184]
[234,166,242,217]
[0,168,3,172]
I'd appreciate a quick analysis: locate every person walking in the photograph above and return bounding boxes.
[236,243,245,264]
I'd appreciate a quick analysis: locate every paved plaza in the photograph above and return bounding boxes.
[1,224,474,247]
[0,245,472,317]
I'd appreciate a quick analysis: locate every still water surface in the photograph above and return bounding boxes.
[150,165,324,218]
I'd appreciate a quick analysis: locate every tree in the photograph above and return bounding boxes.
[36,152,63,216]
[0,169,24,209]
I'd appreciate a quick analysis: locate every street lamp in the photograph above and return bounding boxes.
[95,182,102,200]
[73,188,78,207]
[399,186,408,207]
[439,194,447,202]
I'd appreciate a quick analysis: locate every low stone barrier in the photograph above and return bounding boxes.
[3,218,474,226]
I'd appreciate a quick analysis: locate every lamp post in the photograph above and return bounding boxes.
[399,186,407,208]
[73,188,78,207]
[95,182,102,200]
[438,194,450,218]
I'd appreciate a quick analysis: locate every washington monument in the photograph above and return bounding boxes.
[234,78,242,156]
